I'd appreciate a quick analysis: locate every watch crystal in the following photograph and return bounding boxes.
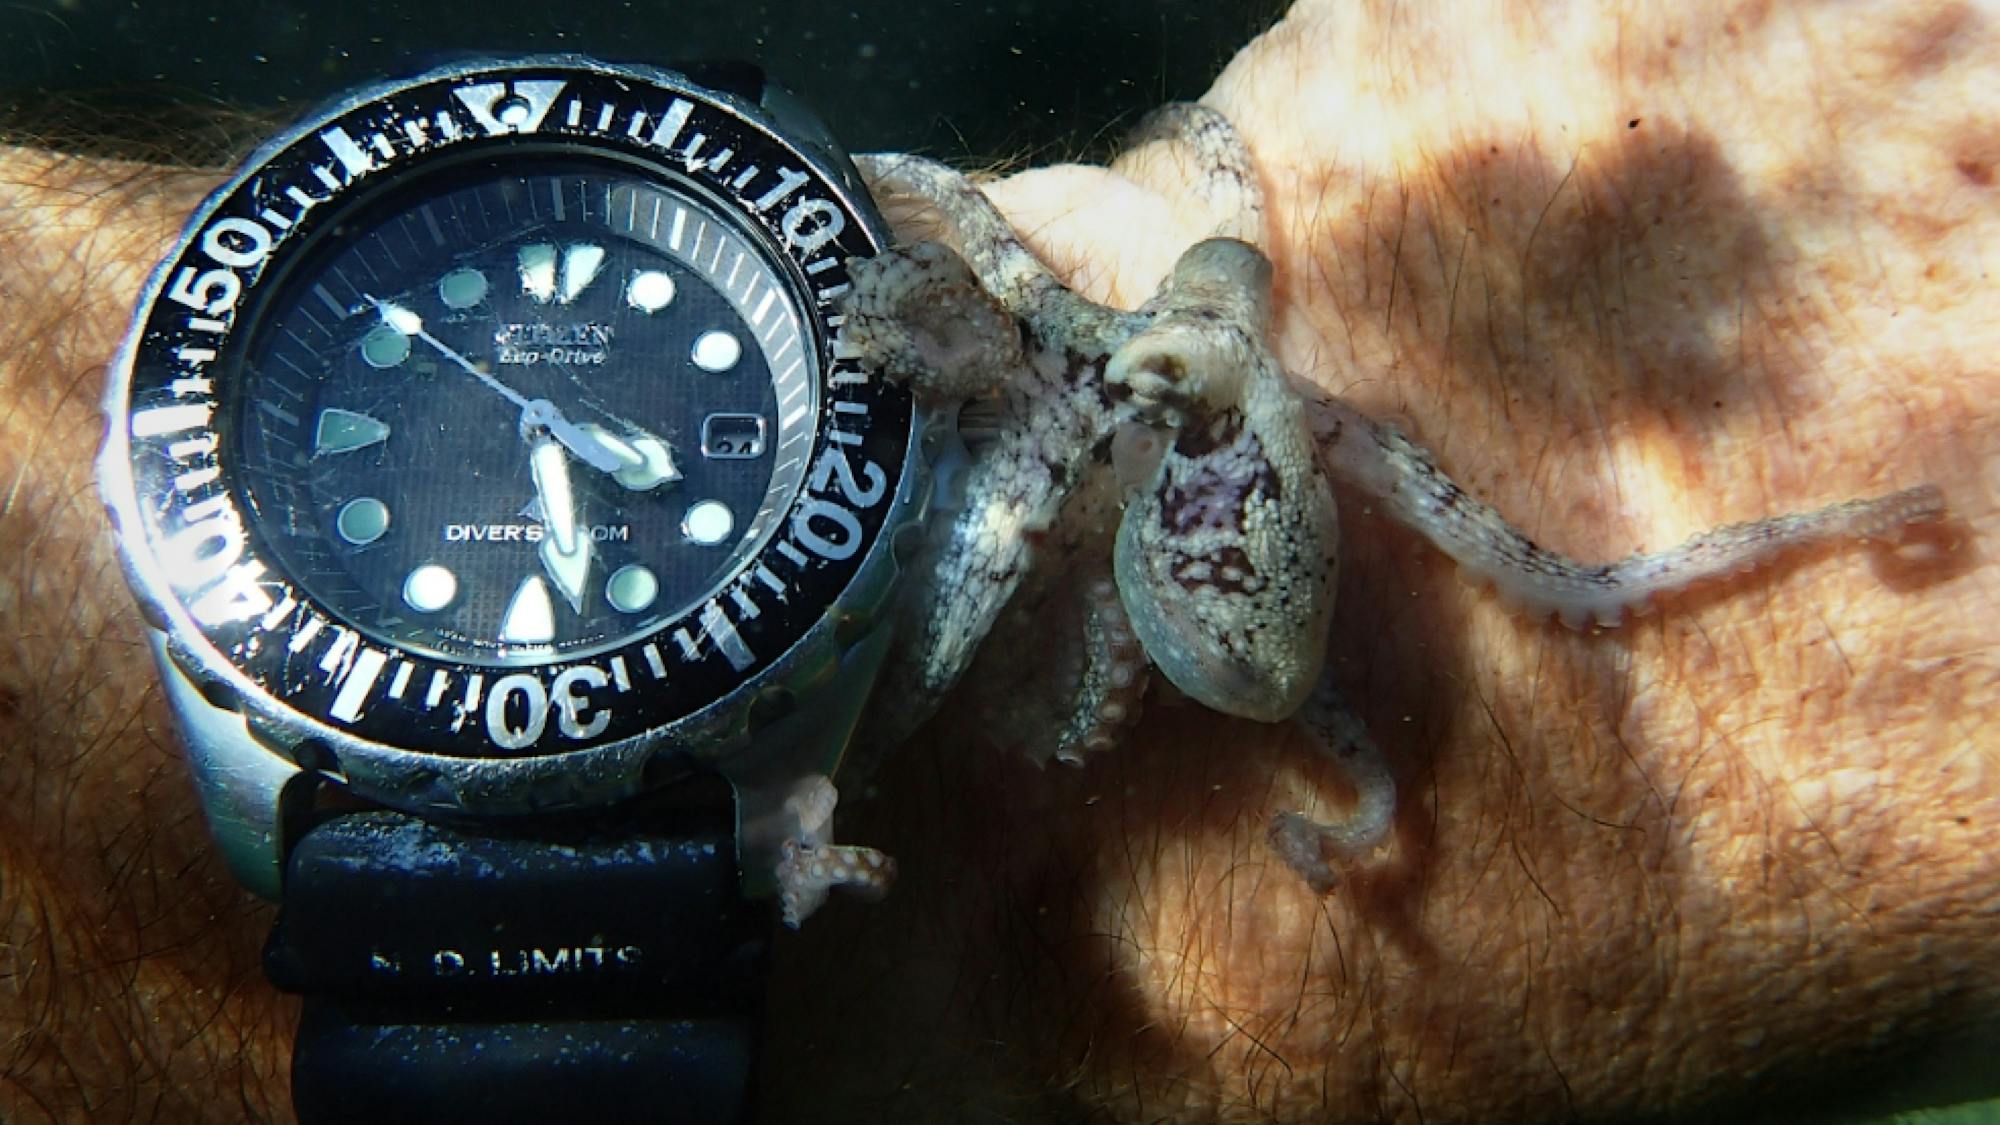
[234,160,814,666]
[104,60,910,760]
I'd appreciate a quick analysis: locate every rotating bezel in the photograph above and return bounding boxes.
[100,58,915,786]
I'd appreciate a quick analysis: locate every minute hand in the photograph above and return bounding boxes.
[529,435,591,612]
[368,296,626,474]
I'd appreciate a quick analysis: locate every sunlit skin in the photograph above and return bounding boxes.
[2,2,1996,1122]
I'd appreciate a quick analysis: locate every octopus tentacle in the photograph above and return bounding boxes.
[1314,399,1946,628]
[1268,677,1397,894]
[774,776,896,928]
[857,153,1128,350]
[1050,576,1151,766]
[1120,101,1267,250]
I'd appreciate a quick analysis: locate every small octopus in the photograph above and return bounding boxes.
[773,105,1946,926]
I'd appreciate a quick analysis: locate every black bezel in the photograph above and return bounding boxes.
[107,60,909,760]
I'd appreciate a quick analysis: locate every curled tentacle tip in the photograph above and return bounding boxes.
[1267,811,1342,895]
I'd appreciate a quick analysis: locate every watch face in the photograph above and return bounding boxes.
[104,61,911,759]
[237,157,816,668]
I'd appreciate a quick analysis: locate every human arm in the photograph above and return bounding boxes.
[2,2,1997,1122]
[771,2,1999,1121]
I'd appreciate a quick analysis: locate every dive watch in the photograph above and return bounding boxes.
[98,57,919,1123]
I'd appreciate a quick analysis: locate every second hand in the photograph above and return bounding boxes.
[365,295,626,474]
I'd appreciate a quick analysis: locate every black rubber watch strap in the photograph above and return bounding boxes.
[290,1007,757,1124]
[265,779,770,1125]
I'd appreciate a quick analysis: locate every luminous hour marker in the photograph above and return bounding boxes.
[606,565,659,613]
[438,267,488,309]
[682,500,733,546]
[336,498,389,545]
[360,324,411,368]
[519,241,606,304]
[560,245,606,302]
[499,575,556,644]
[627,269,676,312]
[315,408,390,455]
[403,564,457,612]
[690,330,742,372]
[518,243,557,302]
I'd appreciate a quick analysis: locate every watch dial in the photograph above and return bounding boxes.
[110,60,911,762]
[233,157,816,666]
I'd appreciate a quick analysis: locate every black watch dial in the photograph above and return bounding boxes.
[235,158,814,667]
[103,60,912,759]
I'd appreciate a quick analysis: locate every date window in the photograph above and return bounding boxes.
[701,412,767,459]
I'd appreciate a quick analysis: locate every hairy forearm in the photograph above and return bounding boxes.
[3,2,1997,1121]
[0,150,292,1121]
[777,2,2000,1122]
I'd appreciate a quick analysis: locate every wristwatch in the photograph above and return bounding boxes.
[97,57,921,1123]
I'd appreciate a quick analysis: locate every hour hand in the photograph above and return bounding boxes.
[529,438,591,612]
[577,423,680,491]
[520,398,625,475]
[519,399,677,489]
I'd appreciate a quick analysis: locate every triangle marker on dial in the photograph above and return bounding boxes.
[315,408,391,455]
[499,575,557,644]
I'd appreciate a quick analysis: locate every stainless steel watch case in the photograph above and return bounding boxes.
[98,56,932,900]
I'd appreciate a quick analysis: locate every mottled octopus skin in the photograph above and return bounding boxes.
[1109,238,1340,723]
[770,104,1947,921]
